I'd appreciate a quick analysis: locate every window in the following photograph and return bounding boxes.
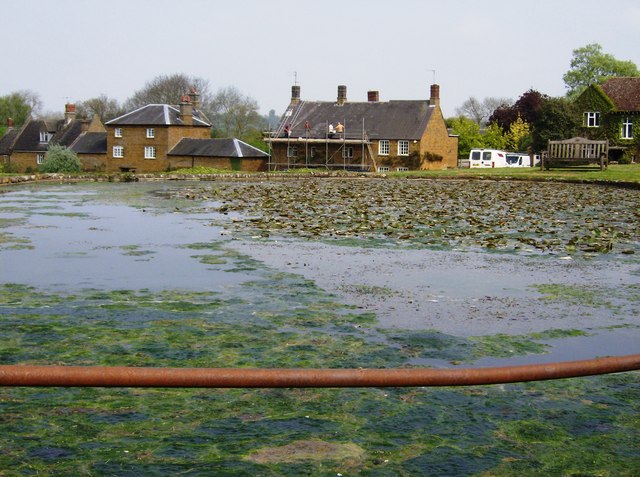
[396,167,409,172]
[287,146,297,157]
[378,140,390,155]
[39,132,52,143]
[113,146,124,158]
[146,128,155,138]
[377,166,390,172]
[584,112,600,127]
[114,128,123,138]
[622,117,633,139]
[342,146,354,159]
[144,146,156,159]
[398,140,409,156]
[310,146,317,158]
[36,153,45,164]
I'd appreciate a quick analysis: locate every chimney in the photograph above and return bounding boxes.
[179,95,193,126]
[429,84,440,107]
[188,87,200,110]
[291,85,301,104]
[80,119,90,133]
[64,103,77,124]
[6,117,14,128]
[337,85,347,105]
[367,91,379,102]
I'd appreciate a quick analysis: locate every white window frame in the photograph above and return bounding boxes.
[144,146,156,159]
[39,132,52,143]
[378,140,389,156]
[342,146,354,159]
[287,146,297,158]
[377,166,390,173]
[584,112,600,128]
[310,146,317,158]
[36,153,46,164]
[146,128,155,139]
[114,128,123,138]
[396,167,409,172]
[622,117,633,139]
[113,145,124,158]
[398,140,410,156]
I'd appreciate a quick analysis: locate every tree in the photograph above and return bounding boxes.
[488,90,546,133]
[449,116,483,157]
[531,97,580,151]
[39,145,81,173]
[481,123,507,150]
[209,86,266,140]
[0,90,41,128]
[124,74,212,111]
[504,115,531,152]
[455,96,511,125]
[77,95,123,122]
[563,43,640,99]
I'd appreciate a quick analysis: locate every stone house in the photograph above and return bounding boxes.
[103,93,211,173]
[0,104,88,172]
[265,84,459,171]
[574,77,640,162]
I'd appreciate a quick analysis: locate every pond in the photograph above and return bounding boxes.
[0,179,638,475]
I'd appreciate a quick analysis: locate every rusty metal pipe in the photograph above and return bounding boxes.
[1,354,638,388]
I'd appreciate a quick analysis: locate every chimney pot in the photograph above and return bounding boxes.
[367,91,379,102]
[337,85,347,105]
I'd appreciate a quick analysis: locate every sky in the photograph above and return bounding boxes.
[3,0,640,118]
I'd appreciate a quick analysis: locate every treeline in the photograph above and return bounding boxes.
[0,74,276,151]
[449,43,639,157]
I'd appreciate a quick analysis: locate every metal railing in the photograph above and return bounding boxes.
[1,354,638,388]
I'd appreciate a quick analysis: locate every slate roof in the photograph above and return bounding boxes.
[51,120,84,147]
[600,77,640,112]
[11,120,50,152]
[70,132,107,154]
[168,138,268,158]
[279,100,435,140]
[106,104,211,127]
[0,128,20,155]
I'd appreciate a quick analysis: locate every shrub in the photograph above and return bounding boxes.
[39,145,81,173]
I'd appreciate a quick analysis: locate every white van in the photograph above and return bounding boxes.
[469,149,507,168]
[505,153,532,167]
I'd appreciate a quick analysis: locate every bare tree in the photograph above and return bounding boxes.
[124,74,212,110]
[455,96,512,125]
[209,86,265,139]
[77,95,123,122]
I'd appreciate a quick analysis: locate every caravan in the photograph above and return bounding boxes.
[505,153,532,167]
[469,149,507,168]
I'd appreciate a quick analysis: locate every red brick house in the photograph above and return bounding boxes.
[265,84,458,171]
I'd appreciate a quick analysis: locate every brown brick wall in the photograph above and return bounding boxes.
[169,156,268,172]
[10,151,43,172]
[105,125,210,172]
[419,106,458,170]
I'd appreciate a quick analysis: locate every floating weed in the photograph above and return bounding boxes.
[120,245,156,257]
[532,283,615,309]
[192,254,227,266]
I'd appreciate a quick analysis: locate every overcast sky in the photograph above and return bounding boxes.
[3,0,639,118]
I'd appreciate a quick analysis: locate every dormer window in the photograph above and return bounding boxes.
[114,128,123,138]
[584,112,600,128]
[39,132,52,143]
[146,128,155,138]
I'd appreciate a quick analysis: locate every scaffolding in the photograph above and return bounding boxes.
[265,117,377,172]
